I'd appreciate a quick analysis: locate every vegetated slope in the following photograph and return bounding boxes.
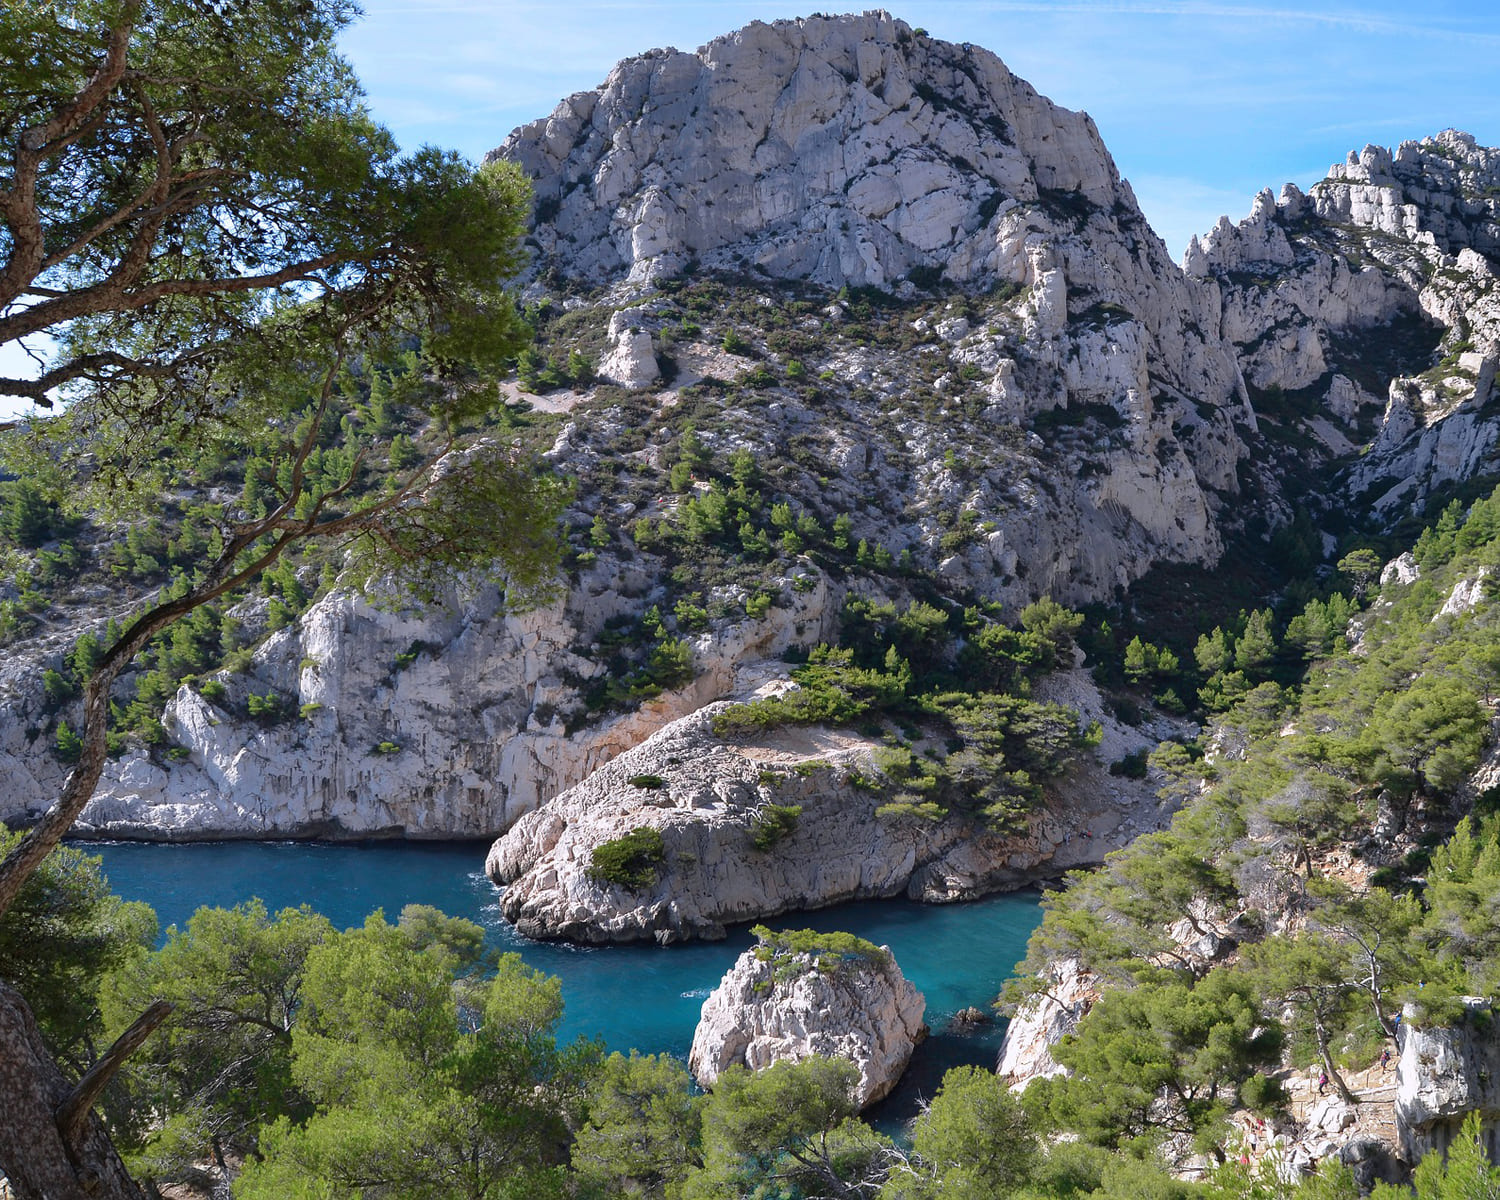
[1004,488,1500,1173]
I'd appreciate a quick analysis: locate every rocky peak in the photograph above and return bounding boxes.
[1320,131,1500,256]
[489,13,1254,605]
[1181,130,1500,518]
[1188,131,1500,276]
[492,11,1151,293]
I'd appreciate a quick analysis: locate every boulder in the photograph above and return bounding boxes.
[1339,1135,1406,1191]
[1307,1096,1358,1133]
[688,928,926,1109]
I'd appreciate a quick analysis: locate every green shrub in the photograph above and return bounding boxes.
[54,719,83,764]
[372,740,401,755]
[393,640,437,671]
[674,598,709,631]
[1109,749,1150,779]
[750,925,889,979]
[387,433,421,470]
[41,668,76,708]
[587,827,666,890]
[246,691,293,723]
[1240,1073,1286,1114]
[628,774,666,790]
[750,804,802,851]
[712,645,908,736]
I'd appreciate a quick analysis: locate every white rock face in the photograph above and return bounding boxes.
[487,666,1184,942]
[495,11,1250,608]
[689,936,925,1108]
[500,14,1119,290]
[24,567,836,841]
[996,957,1098,1088]
[1380,552,1420,587]
[1395,999,1500,1164]
[1437,569,1491,619]
[1307,1097,1358,1134]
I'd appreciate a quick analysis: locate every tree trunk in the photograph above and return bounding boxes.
[0,980,142,1200]
[1314,1021,1359,1106]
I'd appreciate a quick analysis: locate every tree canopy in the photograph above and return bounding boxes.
[0,3,559,1193]
[1,0,528,421]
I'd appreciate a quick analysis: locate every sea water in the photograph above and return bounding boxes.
[83,839,1044,1129]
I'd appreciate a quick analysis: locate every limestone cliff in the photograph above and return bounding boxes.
[1186,130,1500,517]
[1395,999,1500,1165]
[995,957,1098,1088]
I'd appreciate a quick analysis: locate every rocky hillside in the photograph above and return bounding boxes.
[3,16,1500,950]
[1188,130,1500,519]
[496,10,1251,598]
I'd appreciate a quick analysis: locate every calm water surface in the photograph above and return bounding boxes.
[82,839,1042,1128]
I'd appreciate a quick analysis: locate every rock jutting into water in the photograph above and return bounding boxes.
[486,677,1186,944]
[689,927,926,1109]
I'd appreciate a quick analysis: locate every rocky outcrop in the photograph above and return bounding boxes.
[688,930,925,1108]
[996,956,1098,1088]
[5,14,1256,841]
[487,664,1184,942]
[1187,131,1500,518]
[597,306,661,389]
[1395,999,1500,1164]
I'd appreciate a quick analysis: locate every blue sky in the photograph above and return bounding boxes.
[4,1,1498,421]
[340,0,1500,259]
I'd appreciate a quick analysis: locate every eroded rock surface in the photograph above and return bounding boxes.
[688,932,925,1108]
[996,957,1099,1088]
[1395,999,1500,1164]
[487,668,1184,943]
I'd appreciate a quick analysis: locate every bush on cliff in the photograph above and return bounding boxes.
[586,827,667,890]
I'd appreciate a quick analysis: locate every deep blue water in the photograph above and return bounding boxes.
[80,839,1042,1128]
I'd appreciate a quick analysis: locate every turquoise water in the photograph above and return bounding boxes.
[81,839,1042,1127]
